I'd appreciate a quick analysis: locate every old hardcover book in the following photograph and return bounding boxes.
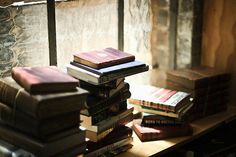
[80,83,130,116]
[86,125,133,150]
[81,101,128,125]
[66,60,149,85]
[11,66,79,94]
[0,77,88,119]
[133,123,193,142]
[0,102,80,140]
[166,69,208,89]
[81,108,134,133]
[73,47,135,69]
[188,65,231,85]
[80,78,125,89]
[85,137,133,157]
[80,79,125,98]
[141,113,185,127]
[0,124,86,157]
[128,85,191,112]
[131,101,194,120]
[0,139,35,157]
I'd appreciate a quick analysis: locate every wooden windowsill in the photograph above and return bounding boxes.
[117,105,236,157]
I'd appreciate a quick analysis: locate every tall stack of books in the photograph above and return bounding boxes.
[0,66,89,157]
[166,65,231,120]
[128,85,193,142]
[66,47,149,156]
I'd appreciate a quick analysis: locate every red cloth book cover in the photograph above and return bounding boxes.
[11,66,79,94]
[73,47,135,69]
[133,123,193,142]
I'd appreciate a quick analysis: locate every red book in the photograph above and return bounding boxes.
[11,66,79,94]
[73,47,135,69]
[133,123,193,142]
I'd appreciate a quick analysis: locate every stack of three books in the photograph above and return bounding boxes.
[0,66,89,157]
[128,85,193,142]
[166,65,231,121]
[66,47,149,156]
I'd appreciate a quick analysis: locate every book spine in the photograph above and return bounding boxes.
[81,108,133,133]
[85,137,133,157]
[0,80,39,117]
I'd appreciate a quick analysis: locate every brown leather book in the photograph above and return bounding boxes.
[0,77,88,119]
[73,47,135,69]
[11,66,79,94]
[0,101,80,141]
[133,123,193,142]
[0,124,86,157]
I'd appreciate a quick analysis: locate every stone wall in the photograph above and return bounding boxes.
[176,0,193,68]
[124,0,171,87]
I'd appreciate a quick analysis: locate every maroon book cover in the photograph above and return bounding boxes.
[133,123,193,142]
[11,66,79,94]
[73,47,135,69]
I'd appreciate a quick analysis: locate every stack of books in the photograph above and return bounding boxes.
[128,85,193,142]
[166,65,231,120]
[0,66,89,157]
[66,47,149,156]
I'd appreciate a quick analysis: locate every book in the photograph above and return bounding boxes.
[166,69,208,90]
[53,142,86,157]
[131,102,194,119]
[133,123,193,142]
[81,108,134,133]
[188,65,231,85]
[0,101,80,140]
[81,101,128,125]
[128,85,191,112]
[0,77,88,119]
[166,66,231,90]
[0,139,36,157]
[11,66,79,94]
[0,124,86,157]
[73,47,135,69]
[81,83,130,116]
[85,137,133,157]
[141,113,185,127]
[0,135,86,157]
[80,79,125,98]
[80,78,125,89]
[86,125,133,150]
[66,60,149,85]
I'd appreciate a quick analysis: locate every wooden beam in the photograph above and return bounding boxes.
[118,0,124,51]
[47,0,57,66]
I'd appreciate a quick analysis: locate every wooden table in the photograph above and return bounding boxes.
[117,105,236,157]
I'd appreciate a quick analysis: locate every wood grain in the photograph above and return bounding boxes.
[202,0,236,103]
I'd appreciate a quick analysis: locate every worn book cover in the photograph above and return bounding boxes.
[86,125,132,151]
[141,113,185,127]
[11,66,79,94]
[0,77,88,119]
[80,78,124,89]
[0,124,86,157]
[0,101,80,140]
[66,60,149,85]
[128,85,191,112]
[81,83,130,116]
[73,47,135,69]
[81,108,134,133]
[80,79,125,98]
[188,65,231,85]
[133,122,193,142]
[166,66,231,90]
[81,101,128,125]
[0,139,36,157]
